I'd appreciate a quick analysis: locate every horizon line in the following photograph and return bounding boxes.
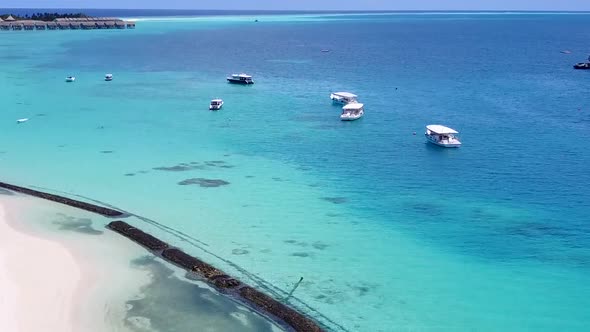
[2,8,590,13]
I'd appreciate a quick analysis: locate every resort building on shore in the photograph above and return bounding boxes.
[0,17,135,31]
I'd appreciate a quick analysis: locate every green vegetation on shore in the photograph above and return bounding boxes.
[0,12,89,22]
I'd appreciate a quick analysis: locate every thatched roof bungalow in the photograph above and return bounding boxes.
[126,21,135,29]
[0,22,10,30]
[56,21,70,30]
[22,21,36,30]
[46,22,57,30]
[81,22,96,30]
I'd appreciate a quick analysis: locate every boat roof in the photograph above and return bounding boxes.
[232,73,252,78]
[343,103,364,110]
[426,125,458,134]
[332,92,357,98]
[211,99,223,102]
[105,73,113,76]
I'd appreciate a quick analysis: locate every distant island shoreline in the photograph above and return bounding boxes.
[0,12,135,30]
[1,12,89,22]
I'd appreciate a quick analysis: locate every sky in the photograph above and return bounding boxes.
[2,0,590,11]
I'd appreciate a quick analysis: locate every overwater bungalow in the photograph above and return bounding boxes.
[81,22,96,30]
[57,22,69,30]
[0,16,135,31]
[23,22,35,30]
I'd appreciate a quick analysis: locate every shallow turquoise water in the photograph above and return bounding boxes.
[1,13,589,331]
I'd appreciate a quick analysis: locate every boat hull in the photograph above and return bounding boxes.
[573,63,590,70]
[340,113,364,121]
[227,78,254,84]
[425,135,461,148]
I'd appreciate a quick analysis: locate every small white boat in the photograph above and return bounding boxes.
[330,92,357,105]
[16,118,29,124]
[425,125,462,148]
[340,103,364,121]
[105,74,113,81]
[65,76,75,82]
[227,73,254,84]
[209,99,224,111]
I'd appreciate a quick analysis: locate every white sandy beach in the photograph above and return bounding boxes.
[0,196,154,332]
[0,201,80,332]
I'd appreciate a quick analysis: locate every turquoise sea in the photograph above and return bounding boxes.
[1,11,590,331]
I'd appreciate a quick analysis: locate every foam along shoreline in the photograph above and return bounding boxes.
[0,200,81,332]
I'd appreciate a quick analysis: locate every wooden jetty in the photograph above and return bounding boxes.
[0,17,135,31]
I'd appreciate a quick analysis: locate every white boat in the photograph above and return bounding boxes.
[16,118,29,124]
[340,103,364,121]
[227,73,254,84]
[105,74,113,81]
[425,125,462,148]
[330,92,357,105]
[209,99,224,111]
[65,76,75,82]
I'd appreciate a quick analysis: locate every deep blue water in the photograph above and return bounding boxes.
[1,12,589,331]
[49,13,590,265]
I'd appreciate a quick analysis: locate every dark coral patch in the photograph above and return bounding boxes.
[124,173,136,177]
[178,178,230,187]
[322,197,348,204]
[232,249,249,255]
[312,241,329,250]
[291,252,312,258]
[100,150,114,154]
[154,165,196,172]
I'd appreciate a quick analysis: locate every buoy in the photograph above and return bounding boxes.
[16,118,29,124]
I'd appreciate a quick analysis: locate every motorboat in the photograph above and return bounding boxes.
[330,92,357,105]
[16,118,29,124]
[340,103,364,121]
[573,56,590,70]
[105,74,113,81]
[227,73,254,84]
[65,76,75,82]
[209,99,224,111]
[425,125,461,148]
